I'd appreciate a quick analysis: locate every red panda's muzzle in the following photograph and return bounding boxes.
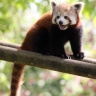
[59,25,68,30]
[59,21,72,30]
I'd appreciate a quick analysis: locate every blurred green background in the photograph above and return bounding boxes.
[0,0,96,96]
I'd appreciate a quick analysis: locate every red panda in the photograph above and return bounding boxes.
[10,1,84,96]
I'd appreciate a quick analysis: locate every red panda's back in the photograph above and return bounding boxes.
[34,11,52,31]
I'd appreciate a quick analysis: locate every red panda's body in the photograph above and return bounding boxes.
[10,1,85,96]
[21,11,52,53]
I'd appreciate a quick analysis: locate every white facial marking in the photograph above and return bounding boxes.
[56,15,69,25]
[70,15,77,25]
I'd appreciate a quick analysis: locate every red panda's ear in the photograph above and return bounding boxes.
[50,0,57,12]
[72,2,85,16]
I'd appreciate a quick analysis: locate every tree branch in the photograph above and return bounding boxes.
[0,41,96,79]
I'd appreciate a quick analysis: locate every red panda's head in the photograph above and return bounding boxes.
[51,1,84,30]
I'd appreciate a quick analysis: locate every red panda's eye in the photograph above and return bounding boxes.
[57,16,60,19]
[64,16,68,19]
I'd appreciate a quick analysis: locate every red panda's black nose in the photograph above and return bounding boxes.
[59,21,63,25]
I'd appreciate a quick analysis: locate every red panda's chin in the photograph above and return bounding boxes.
[59,25,68,30]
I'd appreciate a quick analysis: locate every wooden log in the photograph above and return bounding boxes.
[0,43,96,79]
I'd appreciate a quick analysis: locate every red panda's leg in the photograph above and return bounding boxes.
[10,63,25,96]
[50,37,68,58]
[70,26,84,59]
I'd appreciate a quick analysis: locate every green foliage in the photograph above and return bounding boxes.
[0,0,96,96]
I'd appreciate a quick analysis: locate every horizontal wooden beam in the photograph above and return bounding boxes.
[0,41,96,79]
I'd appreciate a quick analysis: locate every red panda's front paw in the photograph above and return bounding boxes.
[74,52,84,59]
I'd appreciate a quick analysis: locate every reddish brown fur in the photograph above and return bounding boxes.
[10,64,25,96]
[21,11,52,50]
[10,11,52,96]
